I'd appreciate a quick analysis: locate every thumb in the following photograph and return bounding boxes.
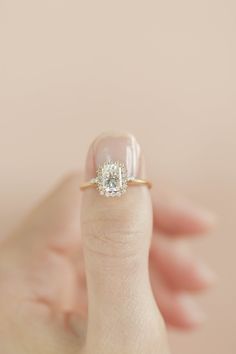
[81,132,169,353]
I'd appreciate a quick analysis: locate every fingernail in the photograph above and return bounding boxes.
[178,295,206,325]
[92,131,141,177]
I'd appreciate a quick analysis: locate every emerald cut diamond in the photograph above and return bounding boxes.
[96,161,128,197]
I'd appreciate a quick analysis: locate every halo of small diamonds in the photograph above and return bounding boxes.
[96,160,128,197]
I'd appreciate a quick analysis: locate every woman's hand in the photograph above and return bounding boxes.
[0,133,215,353]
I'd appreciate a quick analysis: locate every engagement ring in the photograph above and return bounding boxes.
[80,160,151,197]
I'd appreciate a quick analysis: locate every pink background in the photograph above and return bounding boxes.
[0,1,235,353]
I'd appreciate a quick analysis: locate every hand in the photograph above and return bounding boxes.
[0,132,215,354]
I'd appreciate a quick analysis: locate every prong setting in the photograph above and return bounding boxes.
[96,160,128,197]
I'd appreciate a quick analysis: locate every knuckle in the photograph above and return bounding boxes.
[81,206,149,258]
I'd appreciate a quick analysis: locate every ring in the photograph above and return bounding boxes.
[80,160,152,197]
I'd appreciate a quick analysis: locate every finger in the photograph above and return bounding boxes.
[80,132,168,352]
[150,237,216,291]
[4,174,84,315]
[9,173,83,257]
[153,191,215,236]
[151,275,205,330]
[1,174,88,350]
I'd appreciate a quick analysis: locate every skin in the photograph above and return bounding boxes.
[0,133,215,354]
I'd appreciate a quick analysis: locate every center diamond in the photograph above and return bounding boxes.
[96,161,128,197]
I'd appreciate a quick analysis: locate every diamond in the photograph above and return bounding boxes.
[96,160,128,197]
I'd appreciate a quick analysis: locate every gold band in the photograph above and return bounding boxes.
[127,179,152,189]
[80,178,152,191]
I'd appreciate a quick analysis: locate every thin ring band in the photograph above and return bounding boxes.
[80,178,152,191]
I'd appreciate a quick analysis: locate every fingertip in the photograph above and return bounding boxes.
[154,196,216,236]
[155,287,206,330]
[181,204,216,233]
[193,261,218,288]
[176,294,206,329]
[85,131,142,180]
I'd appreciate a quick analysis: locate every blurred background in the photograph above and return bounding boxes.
[0,1,235,353]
